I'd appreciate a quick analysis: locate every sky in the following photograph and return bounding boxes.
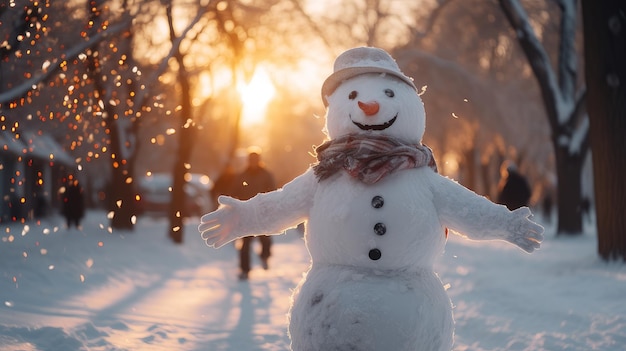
[0,209,625,351]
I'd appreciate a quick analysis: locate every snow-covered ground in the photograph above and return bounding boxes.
[1,210,624,351]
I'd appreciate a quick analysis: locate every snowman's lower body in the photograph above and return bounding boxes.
[288,264,454,351]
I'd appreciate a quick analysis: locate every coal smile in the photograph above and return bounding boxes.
[351,114,398,131]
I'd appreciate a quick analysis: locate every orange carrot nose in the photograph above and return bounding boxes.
[358,101,380,116]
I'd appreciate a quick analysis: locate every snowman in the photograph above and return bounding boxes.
[198,47,544,351]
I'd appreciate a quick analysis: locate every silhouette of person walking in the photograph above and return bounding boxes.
[62,178,85,229]
[230,148,276,280]
[211,164,237,211]
[497,161,531,211]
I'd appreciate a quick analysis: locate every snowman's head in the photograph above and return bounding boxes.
[321,47,426,143]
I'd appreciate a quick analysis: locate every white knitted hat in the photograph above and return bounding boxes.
[321,47,416,106]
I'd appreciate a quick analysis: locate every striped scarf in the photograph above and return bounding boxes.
[313,133,438,184]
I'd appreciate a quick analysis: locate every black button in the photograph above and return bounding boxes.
[371,195,384,208]
[374,222,386,235]
[369,249,382,260]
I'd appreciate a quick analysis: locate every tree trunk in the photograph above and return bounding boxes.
[107,118,137,230]
[554,145,584,235]
[499,0,587,235]
[169,122,195,243]
[462,147,478,192]
[480,158,494,200]
[582,0,626,261]
[168,95,195,243]
[88,0,136,230]
[166,2,196,243]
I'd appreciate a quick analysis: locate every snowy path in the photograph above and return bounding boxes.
[439,222,626,351]
[1,211,309,350]
[1,210,625,350]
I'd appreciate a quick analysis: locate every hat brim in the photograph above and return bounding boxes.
[321,67,416,107]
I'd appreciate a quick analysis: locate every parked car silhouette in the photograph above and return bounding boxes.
[138,173,214,217]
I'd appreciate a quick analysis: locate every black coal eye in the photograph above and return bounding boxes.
[384,89,394,98]
[349,91,358,100]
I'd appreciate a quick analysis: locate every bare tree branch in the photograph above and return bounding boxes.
[556,0,578,101]
[500,0,590,235]
[288,0,334,54]
[573,87,589,154]
[131,3,212,111]
[409,0,456,42]
[0,18,132,104]
[499,0,564,130]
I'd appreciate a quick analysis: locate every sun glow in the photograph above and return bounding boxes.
[238,67,276,126]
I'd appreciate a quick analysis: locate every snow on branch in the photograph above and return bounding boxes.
[557,0,578,102]
[499,0,572,129]
[569,114,589,155]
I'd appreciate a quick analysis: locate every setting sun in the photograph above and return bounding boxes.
[238,67,276,125]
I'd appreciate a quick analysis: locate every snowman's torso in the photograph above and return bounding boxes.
[307,167,446,270]
[288,168,454,351]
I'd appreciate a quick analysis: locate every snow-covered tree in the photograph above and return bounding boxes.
[581,0,626,261]
[499,0,589,235]
[394,0,553,201]
[0,0,140,228]
[161,0,208,243]
[0,0,212,232]
[85,0,141,230]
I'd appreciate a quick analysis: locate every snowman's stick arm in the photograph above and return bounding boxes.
[199,169,316,248]
[431,174,543,252]
[237,169,316,234]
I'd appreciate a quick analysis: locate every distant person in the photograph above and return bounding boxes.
[34,190,47,218]
[62,179,85,229]
[497,161,531,211]
[211,163,237,210]
[230,148,276,280]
